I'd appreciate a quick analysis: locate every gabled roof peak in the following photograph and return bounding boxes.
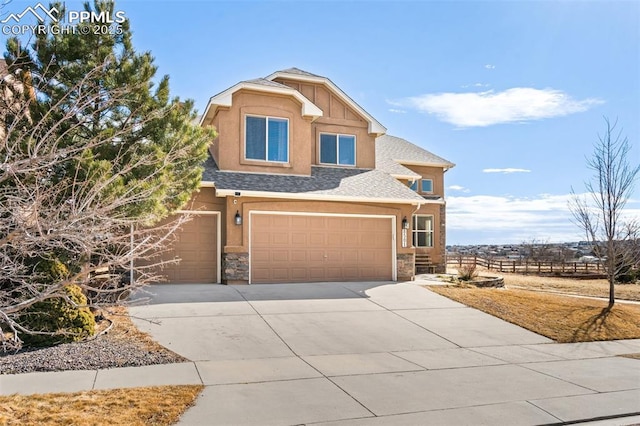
[277,67,323,78]
[265,68,386,136]
[242,78,291,89]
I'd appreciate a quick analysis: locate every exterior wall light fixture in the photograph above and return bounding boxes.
[234,210,242,225]
[402,216,409,229]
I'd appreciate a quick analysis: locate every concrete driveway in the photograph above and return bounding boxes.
[129,281,640,426]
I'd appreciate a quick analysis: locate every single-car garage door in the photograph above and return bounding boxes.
[148,213,219,283]
[250,213,394,283]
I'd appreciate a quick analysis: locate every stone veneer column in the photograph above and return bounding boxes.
[396,253,415,281]
[222,252,249,284]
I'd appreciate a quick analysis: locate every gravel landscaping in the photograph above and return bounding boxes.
[0,308,187,375]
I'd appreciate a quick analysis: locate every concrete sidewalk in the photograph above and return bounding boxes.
[2,280,640,426]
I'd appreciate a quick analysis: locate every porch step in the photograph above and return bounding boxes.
[415,254,434,274]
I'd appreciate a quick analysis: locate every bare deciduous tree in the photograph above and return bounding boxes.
[570,118,640,308]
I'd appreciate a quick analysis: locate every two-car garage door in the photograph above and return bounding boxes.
[250,213,394,284]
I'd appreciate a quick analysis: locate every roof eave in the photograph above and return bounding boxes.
[213,188,430,205]
[397,160,456,170]
[200,82,323,126]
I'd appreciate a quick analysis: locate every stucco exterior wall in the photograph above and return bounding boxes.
[210,90,313,175]
[403,165,446,196]
[182,187,224,211]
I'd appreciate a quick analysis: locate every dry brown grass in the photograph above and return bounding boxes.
[0,385,203,426]
[429,286,640,343]
[446,267,640,301]
[100,306,181,354]
[499,272,640,301]
[621,353,640,360]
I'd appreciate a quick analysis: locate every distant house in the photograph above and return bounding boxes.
[149,68,454,284]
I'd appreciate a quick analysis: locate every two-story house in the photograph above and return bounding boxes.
[156,68,454,284]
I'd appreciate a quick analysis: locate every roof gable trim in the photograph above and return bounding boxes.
[200,81,323,126]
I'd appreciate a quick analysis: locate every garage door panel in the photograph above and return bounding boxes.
[250,214,393,284]
[142,214,218,284]
[308,250,326,261]
[271,251,289,262]
[327,233,342,246]
[291,233,307,245]
[270,215,290,228]
[251,249,271,262]
[252,215,271,228]
[307,216,325,229]
[269,233,288,245]
[309,233,325,245]
[309,268,326,280]
[290,251,308,262]
[290,268,308,281]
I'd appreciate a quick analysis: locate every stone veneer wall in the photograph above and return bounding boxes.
[397,253,415,280]
[222,252,249,283]
[436,204,447,273]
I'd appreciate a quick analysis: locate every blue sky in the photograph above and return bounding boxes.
[3,1,639,245]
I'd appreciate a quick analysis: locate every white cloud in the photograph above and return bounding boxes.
[403,88,603,127]
[461,83,490,89]
[483,168,531,174]
[388,108,406,114]
[446,193,640,244]
[448,185,470,193]
[485,64,496,69]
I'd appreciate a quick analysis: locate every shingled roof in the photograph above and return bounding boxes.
[376,135,455,172]
[202,155,426,204]
[242,78,292,89]
[276,67,323,78]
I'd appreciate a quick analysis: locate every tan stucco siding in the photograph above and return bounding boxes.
[182,187,224,211]
[311,122,375,169]
[403,165,446,196]
[210,90,313,175]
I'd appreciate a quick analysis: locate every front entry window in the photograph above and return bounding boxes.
[413,215,434,247]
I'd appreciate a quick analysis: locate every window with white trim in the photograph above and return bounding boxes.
[245,115,289,162]
[413,215,434,247]
[319,133,356,166]
[409,179,433,193]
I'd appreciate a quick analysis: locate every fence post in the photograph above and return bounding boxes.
[512,261,516,273]
[538,262,541,273]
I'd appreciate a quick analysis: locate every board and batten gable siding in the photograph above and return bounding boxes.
[273,78,376,169]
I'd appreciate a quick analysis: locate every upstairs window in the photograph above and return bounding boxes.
[410,179,433,193]
[320,133,356,166]
[245,115,289,162]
